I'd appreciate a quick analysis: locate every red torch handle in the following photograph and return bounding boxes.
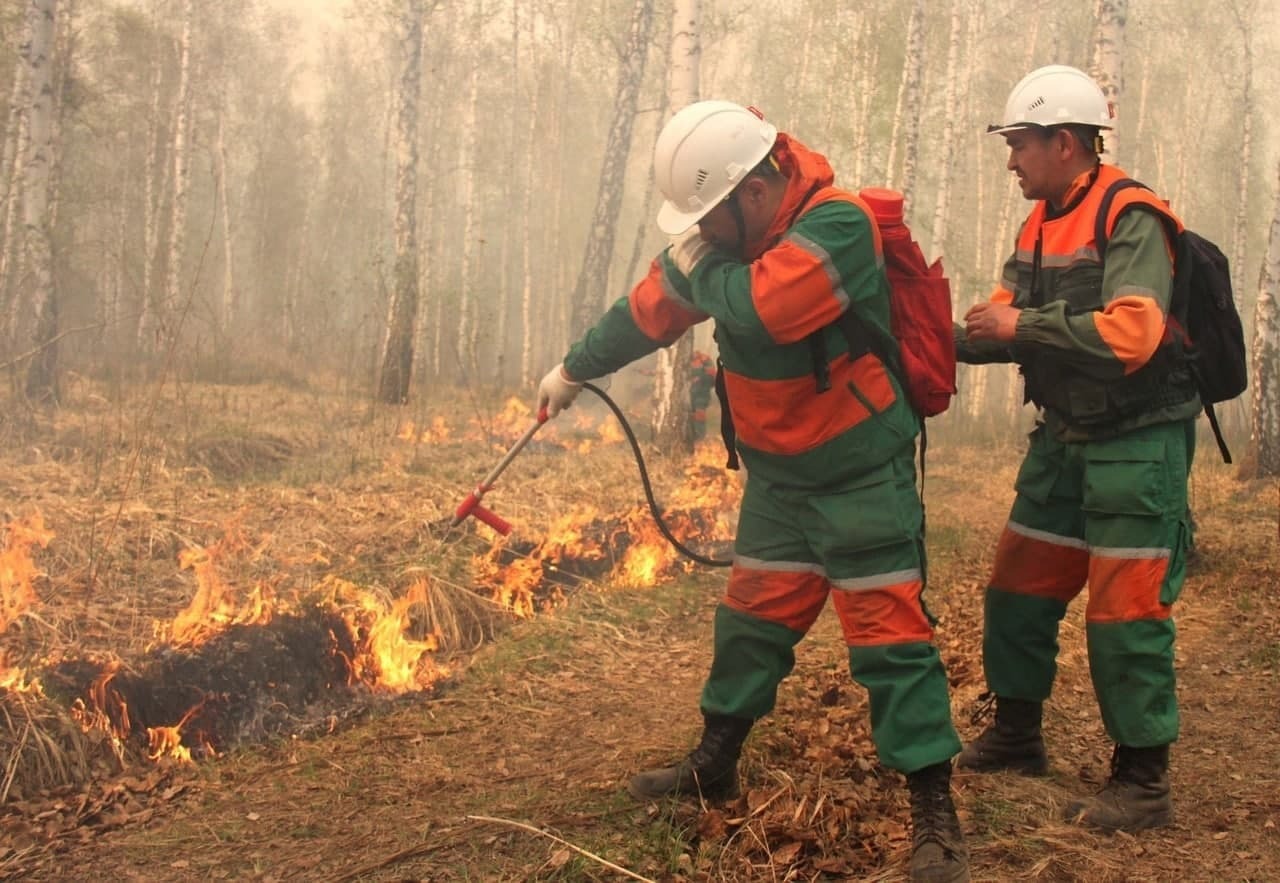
[469,504,512,536]
[448,410,549,532]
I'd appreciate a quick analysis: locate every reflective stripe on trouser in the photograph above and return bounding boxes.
[983,421,1191,746]
[700,447,960,773]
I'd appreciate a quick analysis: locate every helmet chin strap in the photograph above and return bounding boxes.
[725,191,748,256]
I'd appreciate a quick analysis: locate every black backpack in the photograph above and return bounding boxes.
[1095,178,1248,463]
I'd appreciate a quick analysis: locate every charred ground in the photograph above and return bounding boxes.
[0,379,1276,882]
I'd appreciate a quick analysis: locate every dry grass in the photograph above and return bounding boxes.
[0,377,1276,882]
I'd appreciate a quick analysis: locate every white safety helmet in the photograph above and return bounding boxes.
[653,100,778,235]
[987,64,1115,135]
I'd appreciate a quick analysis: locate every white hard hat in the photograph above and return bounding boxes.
[653,100,778,235]
[988,64,1115,135]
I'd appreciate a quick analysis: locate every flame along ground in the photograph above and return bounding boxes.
[0,402,741,765]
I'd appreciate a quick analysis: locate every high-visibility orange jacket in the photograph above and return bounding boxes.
[564,134,917,487]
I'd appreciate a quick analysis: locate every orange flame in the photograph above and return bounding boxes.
[167,543,276,646]
[349,578,441,692]
[1,512,54,632]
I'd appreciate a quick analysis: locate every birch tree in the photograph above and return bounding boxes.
[19,0,58,403]
[896,0,925,215]
[653,0,698,449]
[0,11,31,332]
[158,0,193,356]
[1089,0,1126,165]
[927,0,964,262]
[455,4,482,376]
[1226,0,1255,297]
[377,0,423,405]
[567,0,654,338]
[1243,159,1280,478]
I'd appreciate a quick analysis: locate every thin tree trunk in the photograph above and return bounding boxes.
[567,0,654,338]
[136,48,164,352]
[0,10,32,335]
[20,0,58,403]
[1090,0,1126,165]
[161,0,194,353]
[455,5,482,378]
[1243,158,1280,478]
[897,0,924,214]
[215,104,235,333]
[927,0,963,261]
[377,0,424,405]
[1228,4,1253,298]
[653,0,698,450]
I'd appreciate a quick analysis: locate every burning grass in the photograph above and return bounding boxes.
[0,376,743,861]
[7,377,1273,882]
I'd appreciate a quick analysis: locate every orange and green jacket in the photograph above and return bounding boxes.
[957,163,1200,439]
[563,134,917,488]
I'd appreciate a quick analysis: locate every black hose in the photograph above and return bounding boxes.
[581,382,733,568]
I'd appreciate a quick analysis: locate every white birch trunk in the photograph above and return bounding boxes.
[928,0,963,262]
[518,10,539,388]
[215,104,235,332]
[492,1,519,385]
[19,0,58,402]
[1245,158,1280,477]
[456,6,481,377]
[161,0,194,352]
[136,49,163,350]
[377,0,423,404]
[1229,8,1253,297]
[1130,60,1149,180]
[852,37,877,185]
[1089,0,1126,165]
[897,0,925,215]
[0,30,30,337]
[566,0,654,337]
[653,0,699,448]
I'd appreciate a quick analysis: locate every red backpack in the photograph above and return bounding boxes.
[834,187,957,418]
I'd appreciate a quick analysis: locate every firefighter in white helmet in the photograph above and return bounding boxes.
[538,98,970,883]
[958,64,1197,836]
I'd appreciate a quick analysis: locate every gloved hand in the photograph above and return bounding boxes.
[669,226,713,277]
[537,363,583,418]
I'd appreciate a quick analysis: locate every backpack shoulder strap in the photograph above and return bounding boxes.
[1094,177,1179,255]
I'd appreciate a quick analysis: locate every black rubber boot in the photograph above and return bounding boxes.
[906,761,970,883]
[955,694,1048,775]
[627,712,752,801]
[1065,744,1173,831]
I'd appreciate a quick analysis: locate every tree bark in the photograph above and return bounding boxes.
[652,0,698,450]
[567,0,654,338]
[377,0,424,405]
[897,0,925,215]
[1089,0,1126,165]
[20,0,59,403]
[927,0,964,261]
[1242,158,1280,478]
[160,0,194,355]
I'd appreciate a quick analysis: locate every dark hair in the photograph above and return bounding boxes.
[1046,124,1103,157]
[746,152,783,181]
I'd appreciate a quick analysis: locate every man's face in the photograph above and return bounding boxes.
[695,178,775,257]
[1004,129,1061,203]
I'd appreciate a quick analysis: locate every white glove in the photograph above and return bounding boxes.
[669,226,713,277]
[537,363,583,418]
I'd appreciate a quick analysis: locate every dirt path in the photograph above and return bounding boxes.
[10,451,1280,882]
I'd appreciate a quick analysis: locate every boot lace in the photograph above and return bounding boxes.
[909,772,960,854]
[968,690,996,727]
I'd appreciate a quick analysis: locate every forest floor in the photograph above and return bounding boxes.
[0,376,1276,882]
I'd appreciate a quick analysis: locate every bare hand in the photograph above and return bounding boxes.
[964,302,1021,343]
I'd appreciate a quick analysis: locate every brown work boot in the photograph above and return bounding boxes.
[1065,744,1173,831]
[628,712,752,801]
[956,694,1048,776]
[906,761,970,883]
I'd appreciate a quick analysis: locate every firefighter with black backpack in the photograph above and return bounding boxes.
[537,100,969,883]
[957,64,1202,833]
